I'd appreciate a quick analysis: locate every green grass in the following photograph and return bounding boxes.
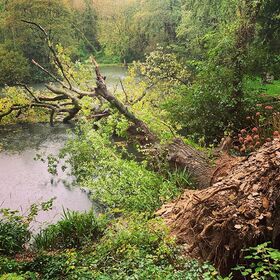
[245,77,280,97]
[34,210,109,251]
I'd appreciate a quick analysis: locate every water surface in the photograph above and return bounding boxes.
[0,65,127,228]
[0,124,92,229]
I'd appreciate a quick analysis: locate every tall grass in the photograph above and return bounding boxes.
[34,210,108,251]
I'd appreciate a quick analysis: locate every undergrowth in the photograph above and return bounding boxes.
[1,121,279,279]
[59,122,189,214]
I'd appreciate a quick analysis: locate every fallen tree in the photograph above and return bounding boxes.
[3,21,280,273]
[157,139,280,273]
[0,21,215,189]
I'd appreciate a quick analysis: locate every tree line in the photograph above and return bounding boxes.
[0,0,180,85]
[0,0,279,143]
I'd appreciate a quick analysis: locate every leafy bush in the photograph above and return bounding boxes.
[61,123,182,213]
[0,272,37,280]
[34,210,108,250]
[0,45,30,86]
[233,103,280,154]
[81,215,227,280]
[0,214,227,279]
[30,215,226,279]
[0,256,24,275]
[234,242,280,279]
[0,274,24,280]
[0,210,31,256]
[27,253,70,279]
[163,65,262,144]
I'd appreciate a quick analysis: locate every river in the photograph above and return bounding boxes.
[0,65,127,229]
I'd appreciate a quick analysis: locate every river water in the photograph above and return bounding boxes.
[0,65,127,229]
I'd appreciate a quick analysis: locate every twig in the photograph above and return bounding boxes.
[119,78,129,104]
[22,20,73,90]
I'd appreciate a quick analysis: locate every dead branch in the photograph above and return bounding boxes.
[119,78,129,104]
[22,20,72,89]
[131,83,155,105]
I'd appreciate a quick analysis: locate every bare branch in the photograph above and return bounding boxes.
[119,78,129,104]
[0,105,29,120]
[45,84,80,106]
[70,86,97,97]
[22,20,73,89]
[131,83,155,105]
[32,59,66,88]
[92,57,141,124]
[16,83,41,103]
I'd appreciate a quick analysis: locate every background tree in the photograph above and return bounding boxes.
[144,0,280,143]
[0,0,100,85]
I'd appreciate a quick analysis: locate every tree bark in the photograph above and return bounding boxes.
[157,139,280,274]
[92,59,214,188]
[166,138,214,189]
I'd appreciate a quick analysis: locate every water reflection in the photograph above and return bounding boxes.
[0,123,93,230]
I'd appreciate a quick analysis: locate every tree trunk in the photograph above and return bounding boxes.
[166,138,214,189]
[157,139,280,274]
[93,59,215,188]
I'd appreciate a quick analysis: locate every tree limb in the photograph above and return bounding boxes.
[22,20,73,90]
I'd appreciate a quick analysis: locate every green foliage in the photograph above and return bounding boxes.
[34,210,108,251]
[0,0,100,84]
[91,215,176,271]
[245,78,280,97]
[27,253,70,279]
[97,0,181,62]
[0,200,54,256]
[0,210,30,256]
[0,271,37,280]
[234,242,280,279]
[132,0,280,144]
[0,256,24,275]
[71,0,100,58]
[61,122,182,213]
[25,215,224,279]
[0,45,30,85]
[163,66,263,143]
[0,85,53,124]
[1,1,280,279]
[87,215,225,279]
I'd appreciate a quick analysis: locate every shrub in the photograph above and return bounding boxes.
[0,256,24,275]
[0,215,227,279]
[234,242,280,279]
[0,45,30,86]
[0,272,37,280]
[0,210,31,256]
[61,123,182,213]
[84,215,227,279]
[34,210,108,250]
[0,201,55,256]
[233,104,280,154]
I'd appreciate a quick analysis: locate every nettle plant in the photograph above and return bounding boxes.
[234,242,280,279]
[234,104,280,154]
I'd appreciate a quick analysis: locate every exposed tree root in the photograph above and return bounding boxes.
[157,139,280,274]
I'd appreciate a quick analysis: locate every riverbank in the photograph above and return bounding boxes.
[0,120,225,279]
